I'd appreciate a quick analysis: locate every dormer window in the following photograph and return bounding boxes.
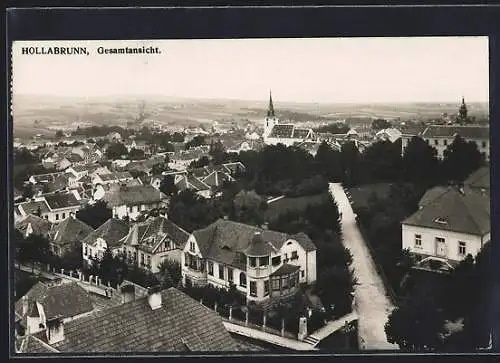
[189,241,195,253]
[434,217,448,225]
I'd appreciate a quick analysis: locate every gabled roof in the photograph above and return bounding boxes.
[192,219,316,269]
[82,218,130,248]
[15,214,53,237]
[244,232,273,256]
[292,128,312,139]
[269,124,294,138]
[421,125,489,139]
[44,192,81,210]
[18,200,51,216]
[17,335,60,354]
[49,217,94,245]
[46,288,240,353]
[271,263,300,277]
[103,185,166,207]
[15,282,94,321]
[464,167,490,191]
[123,216,190,253]
[222,162,246,175]
[202,170,233,188]
[97,172,133,182]
[290,232,317,252]
[403,186,490,236]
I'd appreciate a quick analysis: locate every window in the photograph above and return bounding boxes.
[291,251,298,260]
[259,256,269,267]
[84,246,88,256]
[272,256,281,266]
[146,255,151,267]
[219,265,224,280]
[227,268,234,283]
[272,278,280,291]
[458,241,467,255]
[434,139,439,145]
[207,261,214,276]
[189,241,195,253]
[443,139,448,146]
[281,276,288,289]
[436,237,445,244]
[62,212,66,219]
[301,270,305,278]
[249,257,257,267]
[482,141,487,148]
[239,272,247,287]
[415,234,422,248]
[55,214,59,220]
[434,217,448,225]
[140,253,145,266]
[250,281,257,297]
[264,280,269,296]
[290,274,296,288]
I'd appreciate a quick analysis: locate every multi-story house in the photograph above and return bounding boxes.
[82,218,130,264]
[402,176,490,271]
[122,216,190,273]
[100,184,168,220]
[181,218,317,305]
[48,215,94,257]
[16,191,84,224]
[401,125,490,160]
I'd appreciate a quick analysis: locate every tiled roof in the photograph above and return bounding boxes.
[18,200,50,216]
[176,175,211,192]
[399,124,428,136]
[421,125,489,139]
[269,124,294,138]
[47,288,240,353]
[15,214,53,237]
[49,217,94,245]
[45,174,71,192]
[202,170,233,188]
[403,186,490,235]
[244,232,273,256]
[15,282,94,321]
[17,335,59,354]
[418,186,449,208]
[292,128,311,139]
[190,166,214,179]
[271,263,300,277]
[98,172,133,182]
[44,192,81,210]
[103,185,166,207]
[192,219,315,269]
[67,153,84,163]
[290,232,317,252]
[124,216,190,253]
[464,167,490,191]
[30,172,64,184]
[83,218,130,248]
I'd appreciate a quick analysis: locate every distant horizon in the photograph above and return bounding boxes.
[13,92,490,106]
[12,37,489,104]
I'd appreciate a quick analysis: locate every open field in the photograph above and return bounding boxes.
[264,193,329,222]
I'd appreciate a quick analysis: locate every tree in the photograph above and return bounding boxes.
[105,142,128,160]
[315,142,343,182]
[442,136,484,183]
[209,141,226,165]
[128,148,145,160]
[372,118,391,131]
[159,175,178,196]
[340,141,363,186]
[402,136,441,187]
[20,234,52,273]
[55,130,64,139]
[189,156,210,169]
[385,295,446,351]
[76,201,112,229]
[233,190,264,225]
[314,266,357,317]
[185,135,206,150]
[157,259,182,288]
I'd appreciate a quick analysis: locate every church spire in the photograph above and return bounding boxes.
[459,96,468,122]
[267,90,275,117]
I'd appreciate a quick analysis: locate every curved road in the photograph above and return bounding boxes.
[329,183,398,350]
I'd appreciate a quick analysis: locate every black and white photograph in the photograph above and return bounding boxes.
[9,33,493,355]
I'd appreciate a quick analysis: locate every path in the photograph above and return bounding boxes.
[329,183,398,350]
[306,311,358,344]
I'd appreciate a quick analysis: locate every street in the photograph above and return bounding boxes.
[329,183,399,350]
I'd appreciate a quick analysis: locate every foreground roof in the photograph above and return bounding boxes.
[403,186,490,236]
[15,282,94,321]
[464,167,490,191]
[103,185,166,207]
[49,217,94,245]
[45,288,240,353]
[15,214,53,237]
[82,218,130,248]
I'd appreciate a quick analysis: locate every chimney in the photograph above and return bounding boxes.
[21,295,29,316]
[120,284,136,304]
[45,318,65,345]
[223,215,229,220]
[147,285,162,310]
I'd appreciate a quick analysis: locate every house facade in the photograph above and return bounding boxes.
[48,215,94,257]
[82,218,130,264]
[402,182,490,271]
[181,219,317,304]
[17,191,84,224]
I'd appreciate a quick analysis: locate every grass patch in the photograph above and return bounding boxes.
[346,182,395,210]
[264,192,329,222]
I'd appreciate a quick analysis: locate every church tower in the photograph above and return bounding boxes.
[264,90,278,138]
[458,96,468,123]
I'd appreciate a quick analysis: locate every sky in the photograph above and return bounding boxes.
[12,37,489,103]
